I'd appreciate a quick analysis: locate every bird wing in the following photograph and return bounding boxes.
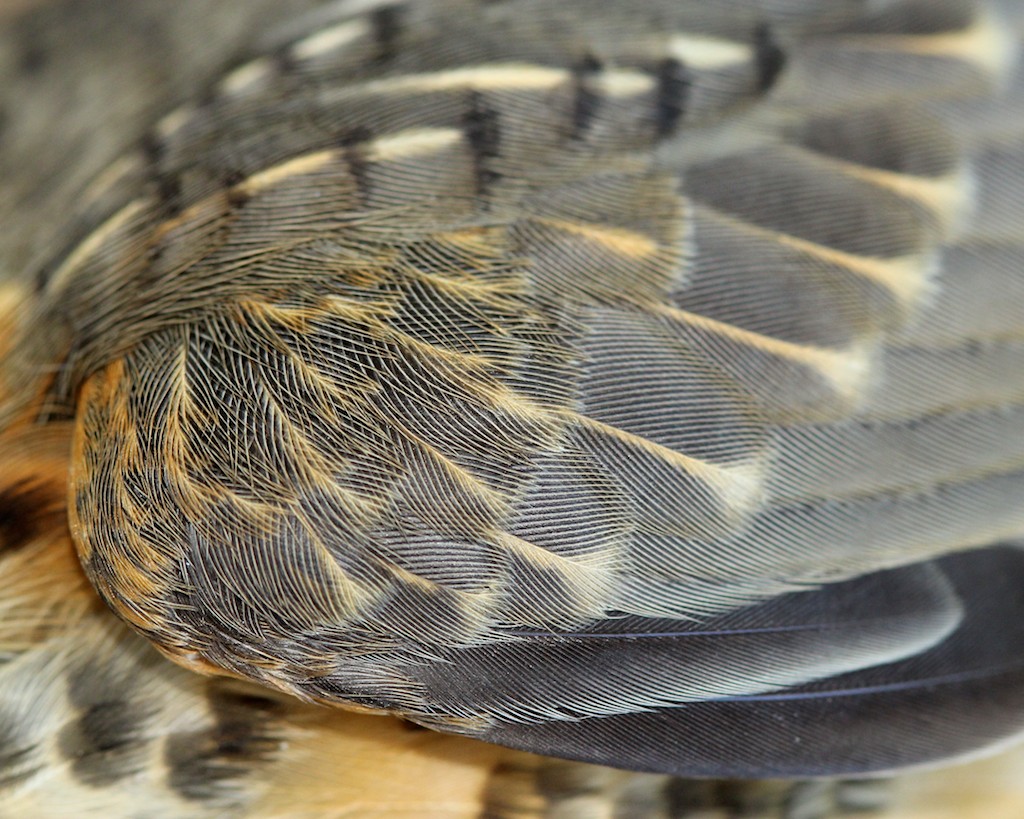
[4,0,1024,779]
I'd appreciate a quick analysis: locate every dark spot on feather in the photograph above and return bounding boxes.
[654,58,690,137]
[754,23,786,92]
[272,45,298,76]
[223,170,251,207]
[19,42,48,75]
[222,170,247,188]
[569,54,604,139]
[0,478,63,554]
[33,263,53,293]
[166,684,282,802]
[463,92,502,198]
[58,701,149,787]
[147,242,166,265]
[371,6,404,64]
[141,133,182,217]
[155,175,184,216]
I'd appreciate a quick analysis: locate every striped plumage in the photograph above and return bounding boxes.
[1,0,1024,815]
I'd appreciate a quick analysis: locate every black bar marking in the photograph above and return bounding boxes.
[570,54,604,140]
[223,169,251,208]
[58,701,148,787]
[0,478,62,555]
[166,685,282,802]
[372,6,404,64]
[463,91,502,197]
[272,44,299,76]
[754,23,786,93]
[654,57,691,137]
[18,42,48,75]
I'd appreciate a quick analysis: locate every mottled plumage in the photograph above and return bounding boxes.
[1,0,1024,816]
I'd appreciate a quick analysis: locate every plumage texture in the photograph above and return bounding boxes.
[1,0,1024,814]
[0,422,912,818]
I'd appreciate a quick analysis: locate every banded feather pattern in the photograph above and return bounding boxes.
[2,0,1024,813]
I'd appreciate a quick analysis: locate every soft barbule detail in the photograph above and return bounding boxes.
[0,428,898,818]
[0,0,1023,794]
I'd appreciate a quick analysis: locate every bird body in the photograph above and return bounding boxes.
[1,0,1024,815]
